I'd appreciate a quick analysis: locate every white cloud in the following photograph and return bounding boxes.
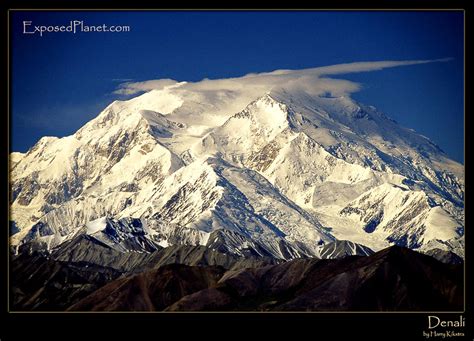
[113,78,179,95]
[260,58,452,77]
[114,58,451,97]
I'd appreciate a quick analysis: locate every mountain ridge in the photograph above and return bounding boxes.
[9,82,464,260]
[63,245,462,312]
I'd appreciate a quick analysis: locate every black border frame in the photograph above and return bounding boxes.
[2,1,471,340]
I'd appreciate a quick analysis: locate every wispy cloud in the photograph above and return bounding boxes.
[111,78,135,82]
[114,58,451,97]
[114,79,179,95]
[262,58,453,77]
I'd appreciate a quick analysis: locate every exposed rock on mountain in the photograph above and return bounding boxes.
[67,246,462,311]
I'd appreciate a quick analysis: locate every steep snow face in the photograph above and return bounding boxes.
[423,207,463,242]
[10,101,184,248]
[253,130,376,208]
[138,157,333,259]
[338,183,462,248]
[10,80,464,258]
[269,90,464,204]
[194,95,290,166]
[10,152,25,169]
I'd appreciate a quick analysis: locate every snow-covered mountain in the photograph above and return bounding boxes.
[9,70,464,260]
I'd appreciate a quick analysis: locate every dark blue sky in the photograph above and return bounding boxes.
[11,11,464,163]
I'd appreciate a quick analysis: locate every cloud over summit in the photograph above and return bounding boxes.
[114,58,451,98]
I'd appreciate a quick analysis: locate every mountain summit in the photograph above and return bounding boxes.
[10,76,464,260]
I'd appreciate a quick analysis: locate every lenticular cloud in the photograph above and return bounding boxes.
[114,58,451,97]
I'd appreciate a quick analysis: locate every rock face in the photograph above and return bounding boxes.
[11,240,278,311]
[66,246,462,312]
[424,248,464,265]
[10,251,122,311]
[51,234,279,273]
[9,79,464,259]
[68,264,226,312]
